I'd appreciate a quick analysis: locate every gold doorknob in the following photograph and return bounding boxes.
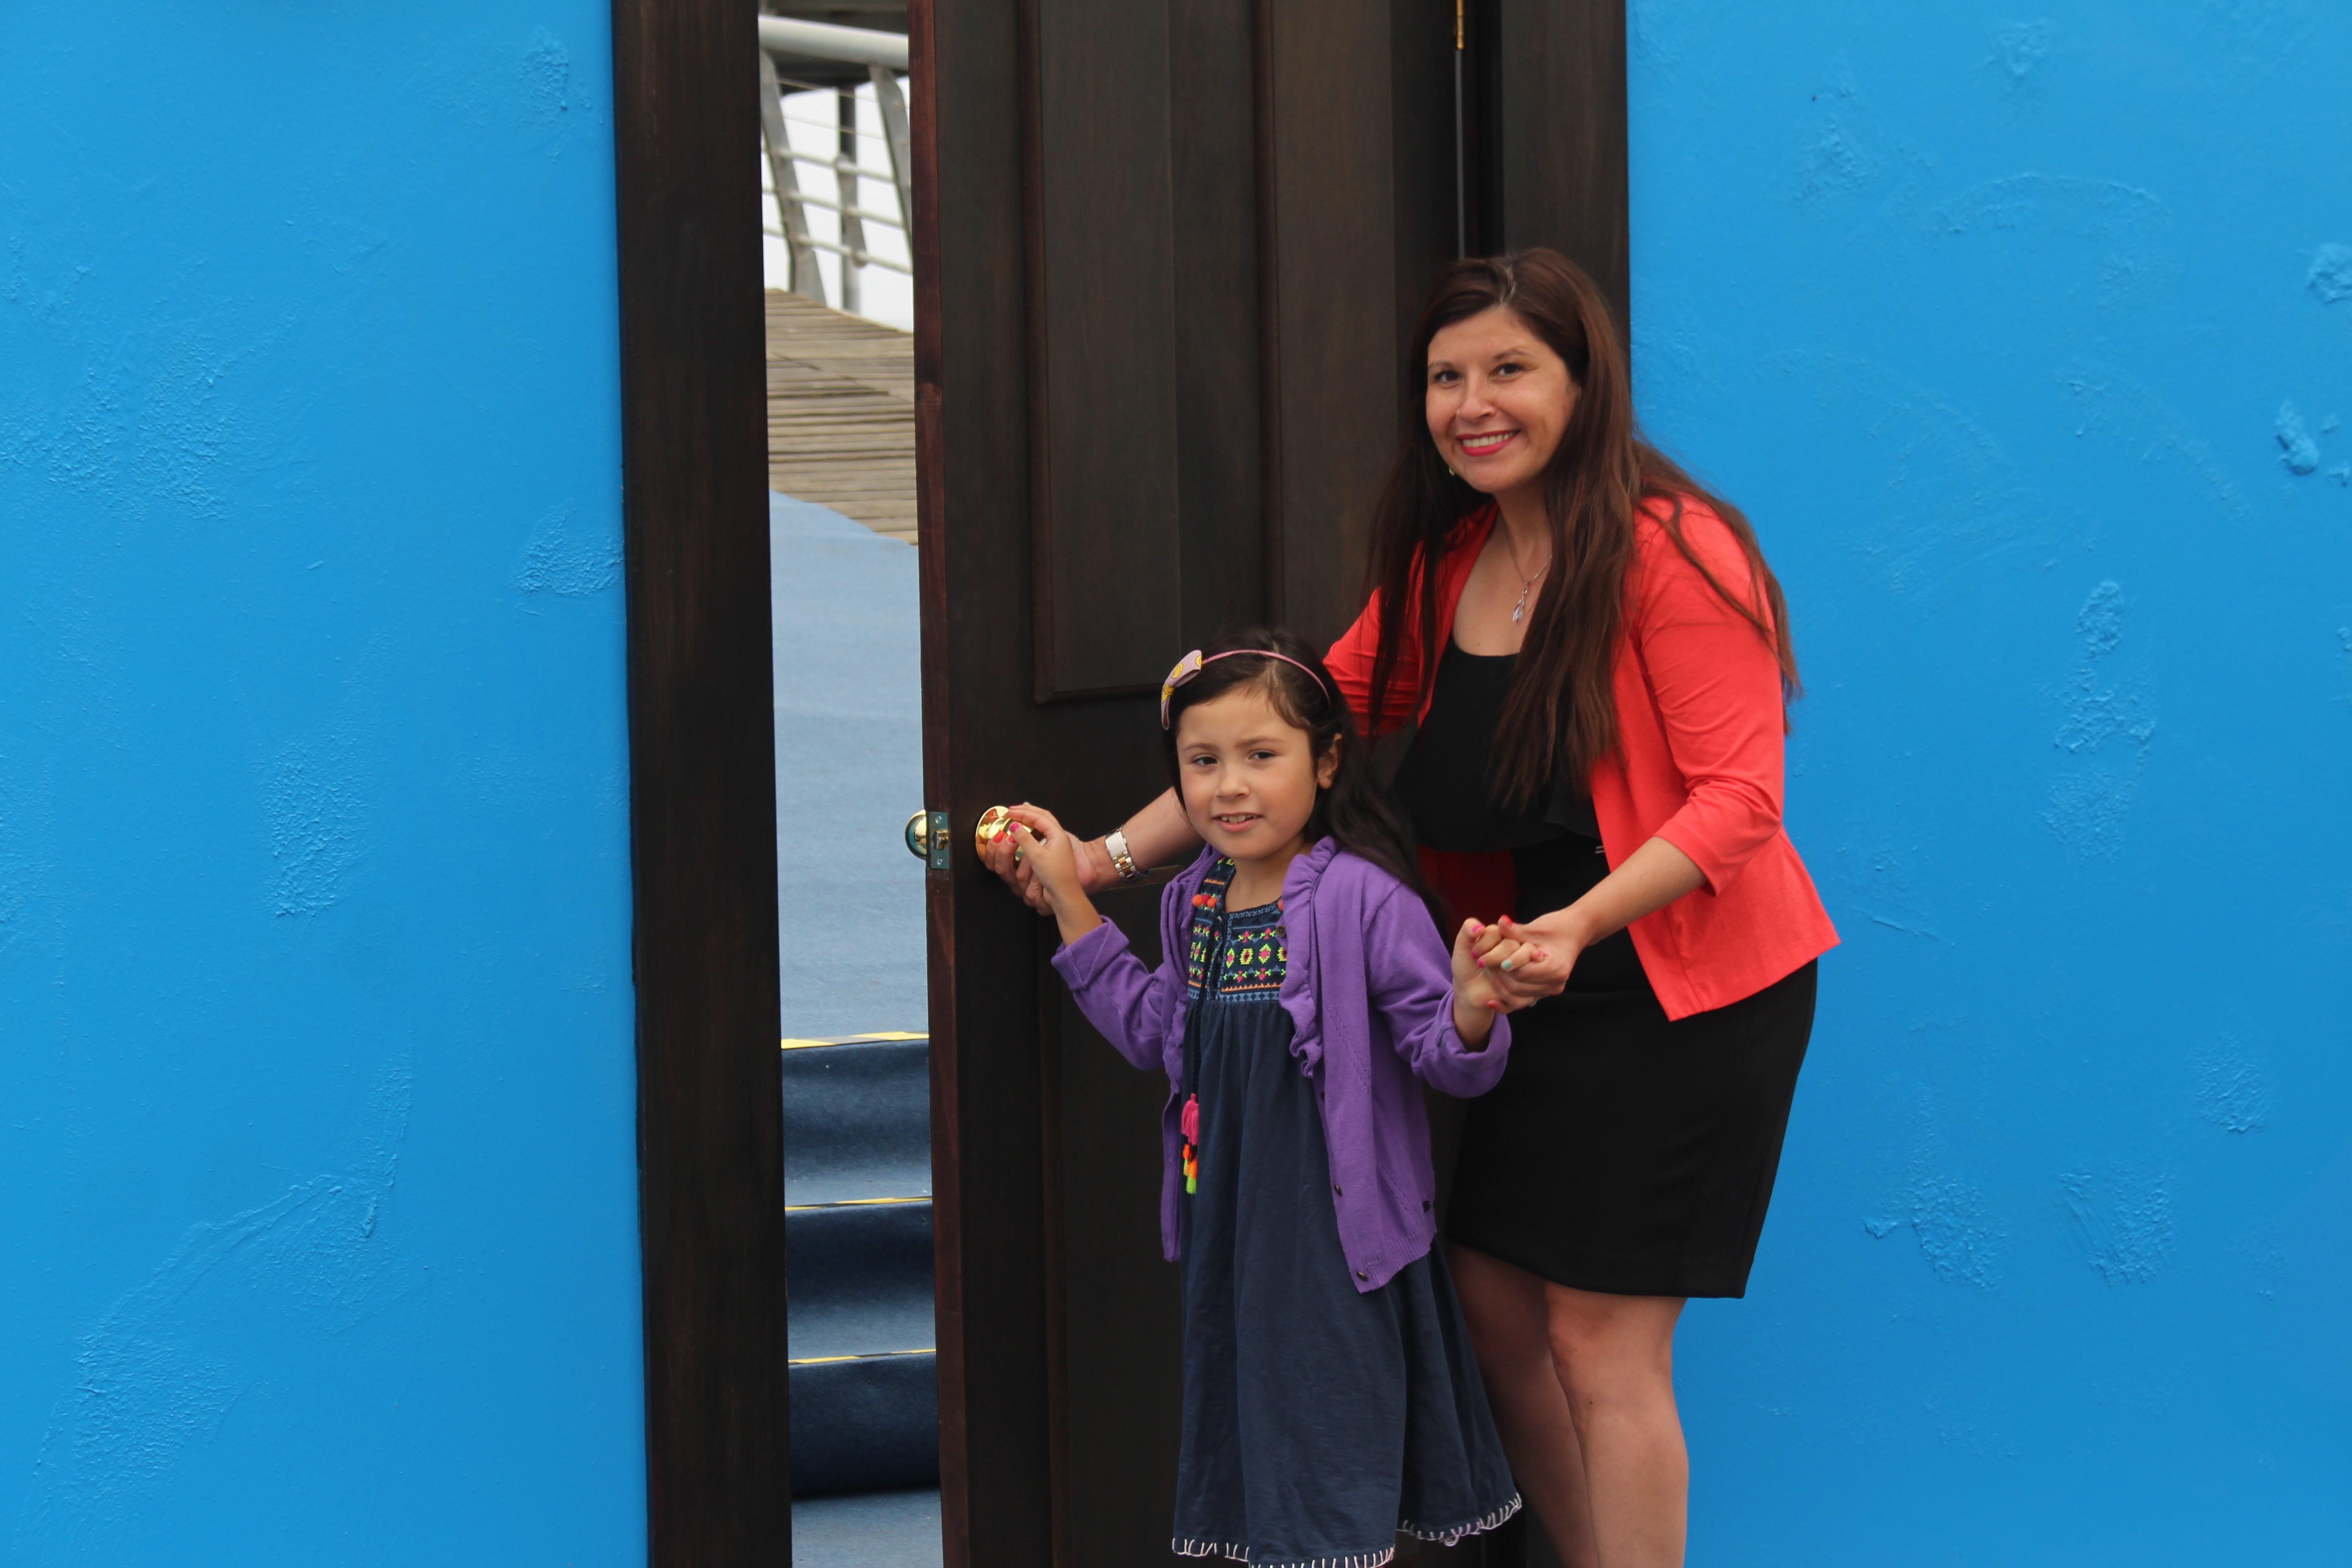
[974,805,1014,858]
[904,810,933,861]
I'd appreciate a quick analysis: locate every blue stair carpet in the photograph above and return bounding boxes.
[783,1036,940,1500]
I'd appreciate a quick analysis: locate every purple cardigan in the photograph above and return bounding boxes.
[1050,838,1511,1292]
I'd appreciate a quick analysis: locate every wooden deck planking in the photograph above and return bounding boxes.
[764,291,918,544]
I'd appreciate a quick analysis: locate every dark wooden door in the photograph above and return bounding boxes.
[909,2,1624,1565]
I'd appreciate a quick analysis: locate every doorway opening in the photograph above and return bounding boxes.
[759,11,941,1568]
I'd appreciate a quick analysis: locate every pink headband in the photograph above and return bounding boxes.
[1160,648,1333,729]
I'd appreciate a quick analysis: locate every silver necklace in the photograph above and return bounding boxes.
[1505,531,1550,623]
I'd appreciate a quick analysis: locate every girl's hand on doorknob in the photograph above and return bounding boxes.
[1001,805,1073,897]
[981,801,1113,916]
[1004,806,1102,945]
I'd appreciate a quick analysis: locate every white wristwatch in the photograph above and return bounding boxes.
[1105,827,1144,883]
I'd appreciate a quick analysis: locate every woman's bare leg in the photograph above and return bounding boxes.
[1546,1285,1687,1568]
[1447,1243,1601,1568]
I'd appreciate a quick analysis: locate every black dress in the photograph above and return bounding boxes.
[1391,641,1817,1299]
[1172,860,1521,1568]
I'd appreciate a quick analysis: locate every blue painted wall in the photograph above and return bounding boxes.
[1629,3,2352,1559]
[0,5,643,1562]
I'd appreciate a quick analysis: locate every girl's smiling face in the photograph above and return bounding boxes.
[1173,684,1338,865]
[1424,305,1579,504]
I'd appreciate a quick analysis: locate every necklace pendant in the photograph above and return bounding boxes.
[1511,591,1529,623]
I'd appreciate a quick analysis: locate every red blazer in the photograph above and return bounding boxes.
[1324,500,1838,1019]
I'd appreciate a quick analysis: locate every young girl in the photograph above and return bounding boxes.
[1008,629,1524,1568]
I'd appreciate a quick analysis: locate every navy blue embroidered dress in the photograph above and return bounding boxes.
[1172,860,1519,1568]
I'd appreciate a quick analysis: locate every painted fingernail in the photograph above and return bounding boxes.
[1499,958,1514,971]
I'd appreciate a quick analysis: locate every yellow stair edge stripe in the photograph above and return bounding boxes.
[780,1031,928,1050]
[789,1348,936,1366]
[786,1196,931,1211]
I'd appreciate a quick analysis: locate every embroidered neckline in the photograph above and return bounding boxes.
[1185,859,1288,1001]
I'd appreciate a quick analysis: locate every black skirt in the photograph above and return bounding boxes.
[1445,951,1817,1300]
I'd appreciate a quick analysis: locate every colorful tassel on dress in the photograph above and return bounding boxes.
[1181,1094,1200,1194]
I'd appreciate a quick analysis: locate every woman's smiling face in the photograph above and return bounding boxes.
[1424,306,1579,503]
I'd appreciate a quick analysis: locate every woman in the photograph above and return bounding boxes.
[985,250,1836,1568]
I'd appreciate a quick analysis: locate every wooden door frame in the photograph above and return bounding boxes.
[612,0,791,1562]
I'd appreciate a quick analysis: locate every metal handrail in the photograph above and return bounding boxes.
[757,16,907,70]
[781,148,900,185]
[780,113,891,141]
[762,228,914,275]
[768,186,906,230]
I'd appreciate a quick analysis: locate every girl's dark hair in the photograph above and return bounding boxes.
[1161,627,1433,916]
[1365,248,1800,806]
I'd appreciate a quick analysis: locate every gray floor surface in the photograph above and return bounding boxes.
[793,1487,945,1568]
[771,491,928,1039]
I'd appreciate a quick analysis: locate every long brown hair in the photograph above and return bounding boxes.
[1364,248,1800,805]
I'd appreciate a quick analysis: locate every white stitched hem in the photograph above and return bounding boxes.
[1401,1491,1523,1547]
[1171,1493,1519,1565]
[1172,1539,1396,1568]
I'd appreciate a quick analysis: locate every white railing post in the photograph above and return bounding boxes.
[868,65,915,244]
[758,49,825,305]
[836,87,865,315]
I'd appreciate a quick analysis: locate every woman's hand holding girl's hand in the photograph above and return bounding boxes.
[1450,920,1511,1046]
[1005,807,1103,946]
[1469,910,1588,1007]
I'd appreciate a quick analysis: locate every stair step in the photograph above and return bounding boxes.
[789,1352,940,1498]
[782,1035,932,1206]
[787,1198,935,1362]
